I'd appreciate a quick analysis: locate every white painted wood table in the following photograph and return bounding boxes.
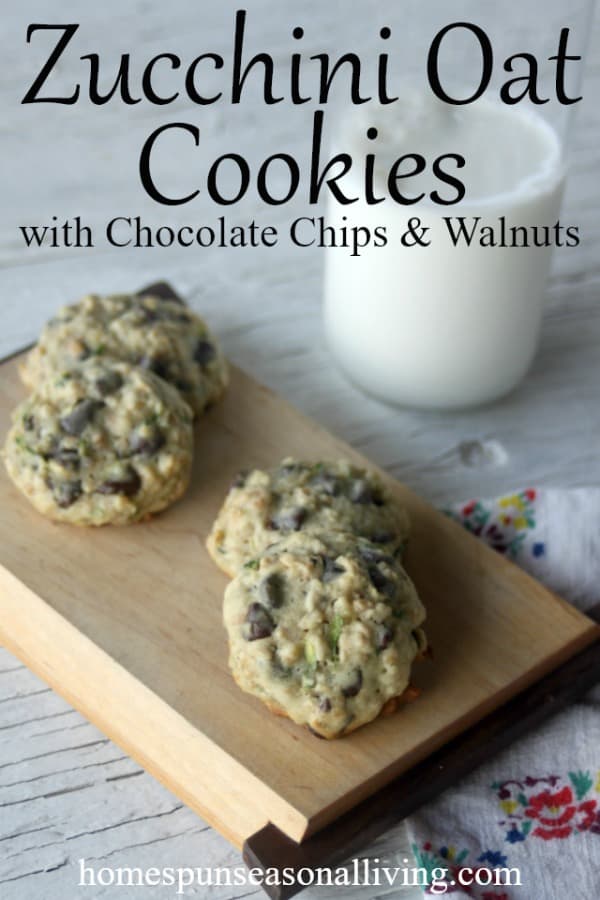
[1,2,599,897]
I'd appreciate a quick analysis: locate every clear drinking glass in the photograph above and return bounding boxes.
[323,0,596,409]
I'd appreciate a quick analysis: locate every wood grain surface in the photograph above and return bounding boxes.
[0,348,598,850]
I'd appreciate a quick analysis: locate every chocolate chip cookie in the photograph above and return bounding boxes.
[4,358,194,525]
[20,291,228,415]
[223,530,426,738]
[207,458,410,577]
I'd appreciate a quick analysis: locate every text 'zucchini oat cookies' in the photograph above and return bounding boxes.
[224,531,427,739]
[207,458,410,577]
[20,291,228,416]
[4,358,194,526]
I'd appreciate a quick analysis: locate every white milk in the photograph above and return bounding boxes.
[323,96,565,408]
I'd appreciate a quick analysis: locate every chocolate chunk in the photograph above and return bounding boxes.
[322,556,346,583]
[318,696,332,713]
[244,602,275,641]
[136,283,185,304]
[23,414,35,431]
[193,339,215,366]
[130,430,165,456]
[96,466,141,497]
[139,355,170,380]
[348,478,373,504]
[358,545,394,565]
[375,623,394,651]
[52,479,82,509]
[139,305,162,324]
[367,565,397,599]
[259,573,286,609]
[370,531,393,544]
[269,506,306,531]
[95,371,123,396]
[309,471,339,496]
[48,447,81,472]
[349,478,384,505]
[341,668,363,698]
[60,399,105,436]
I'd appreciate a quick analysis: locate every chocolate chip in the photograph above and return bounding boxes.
[193,339,215,366]
[341,668,363,698]
[269,506,306,531]
[48,447,81,472]
[95,371,123,396]
[52,479,82,509]
[259,573,285,609]
[130,430,165,456]
[77,343,91,361]
[349,478,384,505]
[322,556,346,583]
[139,356,170,380]
[139,306,161,324]
[319,696,332,713]
[244,603,274,641]
[136,287,185,305]
[96,466,141,497]
[375,623,394,651]
[23,414,35,431]
[368,565,397,599]
[309,472,339,496]
[358,545,394,565]
[60,399,105,436]
[348,478,373,504]
[370,531,393,544]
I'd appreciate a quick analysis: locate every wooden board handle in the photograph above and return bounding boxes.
[243,604,600,900]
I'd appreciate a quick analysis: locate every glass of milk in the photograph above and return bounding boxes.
[323,4,593,409]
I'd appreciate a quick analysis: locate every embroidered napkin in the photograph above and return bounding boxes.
[407,489,600,900]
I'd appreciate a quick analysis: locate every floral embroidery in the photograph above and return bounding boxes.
[492,771,599,842]
[446,489,538,559]
[412,842,512,897]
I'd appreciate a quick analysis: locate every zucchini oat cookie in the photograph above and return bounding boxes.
[4,358,193,525]
[20,291,228,416]
[207,458,410,577]
[223,531,427,739]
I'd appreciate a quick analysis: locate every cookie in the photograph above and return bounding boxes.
[4,358,194,525]
[20,291,228,415]
[207,458,410,577]
[223,531,427,738]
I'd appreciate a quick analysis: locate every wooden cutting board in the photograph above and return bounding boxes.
[0,340,598,851]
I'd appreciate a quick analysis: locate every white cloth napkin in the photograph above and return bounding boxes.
[406,489,600,900]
